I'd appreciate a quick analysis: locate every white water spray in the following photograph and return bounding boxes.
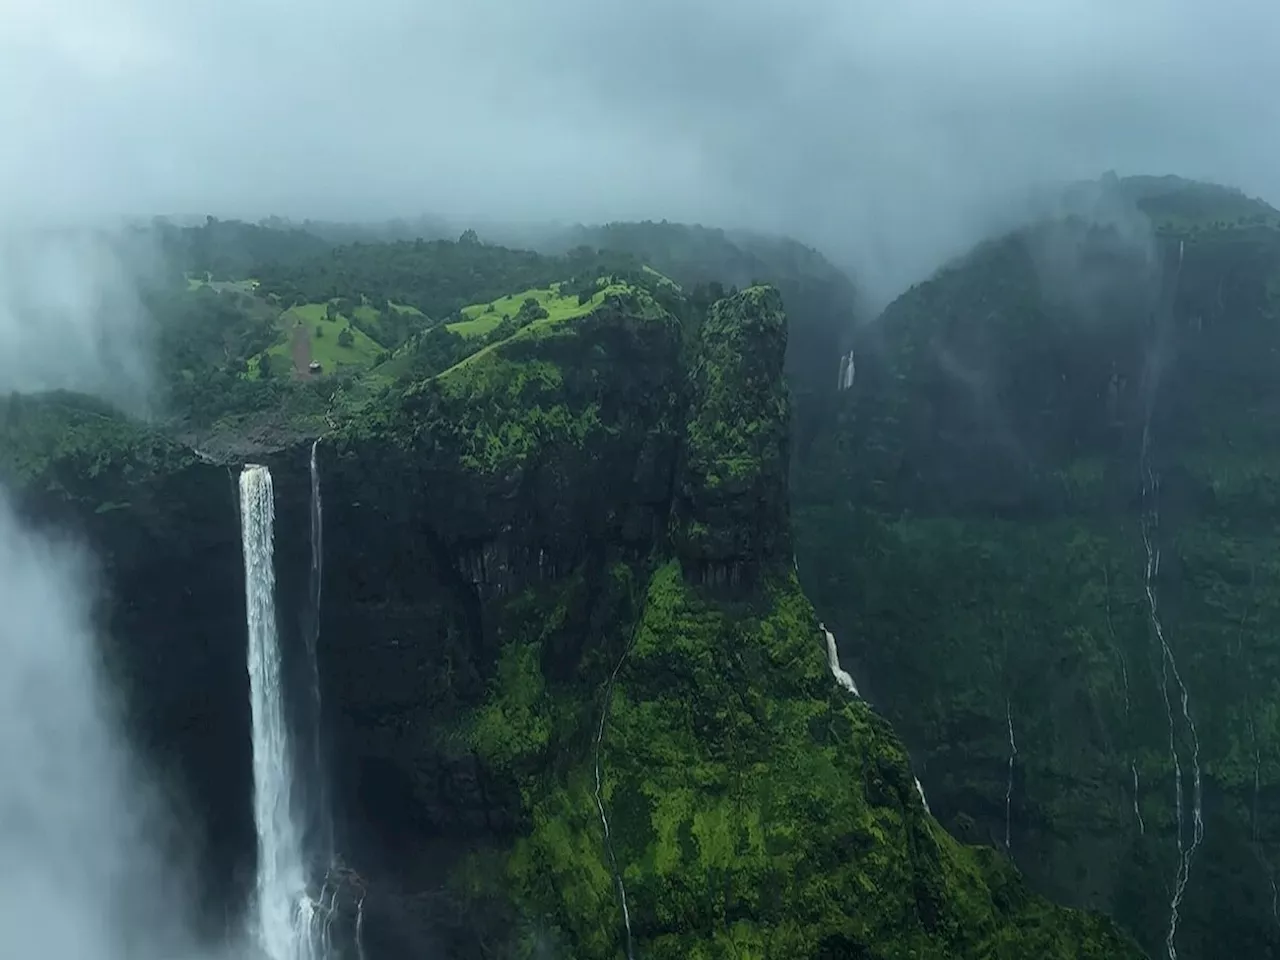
[1004,700,1017,851]
[821,624,860,697]
[241,464,332,960]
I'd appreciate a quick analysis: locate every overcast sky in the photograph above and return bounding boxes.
[2,0,1279,303]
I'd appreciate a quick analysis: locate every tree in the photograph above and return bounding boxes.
[258,353,273,378]
[315,325,324,339]
[338,328,354,348]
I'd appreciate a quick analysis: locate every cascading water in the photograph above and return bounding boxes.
[308,439,333,871]
[1004,699,1017,851]
[837,350,856,391]
[1138,241,1204,960]
[914,776,931,813]
[241,463,331,960]
[819,623,930,812]
[592,641,636,960]
[821,623,859,697]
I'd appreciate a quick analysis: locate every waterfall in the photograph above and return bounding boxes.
[820,624,860,697]
[308,439,332,869]
[1140,429,1203,960]
[1139,242,1204,959]
[837,350,856,391]
[355,895,367,960]
[592,642,635,960]
[914,776,931,813]
[240,464,331,960]
[1004,700,1017,851]
[1131,762,1145,835]
[821,624,930,814]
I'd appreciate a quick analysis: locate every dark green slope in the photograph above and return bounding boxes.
[793,175,1280,959]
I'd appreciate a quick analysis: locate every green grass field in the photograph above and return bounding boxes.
[438,279,641,380]
[447,283,620,339]
[245,301,384,379]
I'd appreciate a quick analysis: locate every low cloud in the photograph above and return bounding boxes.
[0,227,158,413]
[4,0,1278,310]
[0,491,235,960]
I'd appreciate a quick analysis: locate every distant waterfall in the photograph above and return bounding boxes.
[1141,425,1204,960]
[837,350,856,391]
[914,776,931,813]
[240,464,332,960]
[592,642,636,960]
[1004,699,1018,851]
[1136,242,1203,960]
[820,623,930,812]
[820,624,859,697]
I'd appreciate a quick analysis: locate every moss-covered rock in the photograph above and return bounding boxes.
[674,285,792,589]
[793,179,1280,959]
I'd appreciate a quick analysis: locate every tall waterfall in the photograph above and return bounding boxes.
[308,440,332,869]
[240,464,329,960]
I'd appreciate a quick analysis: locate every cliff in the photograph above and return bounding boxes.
[1,279,1141,958]
[792,179,1280,959]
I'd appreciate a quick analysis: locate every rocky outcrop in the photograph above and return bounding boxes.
[673,285,792,589]
[793,185,1280,959]
[2,281,1142,958]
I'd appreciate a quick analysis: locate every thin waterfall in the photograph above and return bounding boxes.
[820,624,929,812]
[355,895,367,960]
[1142,430,1204,960]
[1004,699,1017,851]
[1138,241,1203,960]
[308,439,333,870]
[914,776,931,813]
[592,643,636,960]
[240,464,330,960]
[821,624,860,697]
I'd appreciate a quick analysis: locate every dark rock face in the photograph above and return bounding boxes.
[674,285,792,590]
[793,211,1280,959]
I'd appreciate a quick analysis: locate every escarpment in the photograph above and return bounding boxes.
[1,278,1142,958]
[793,178,1280,960]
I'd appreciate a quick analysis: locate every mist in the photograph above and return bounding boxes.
[4,0,1279,310]
[0,491,244,959]
[0,227,158,415]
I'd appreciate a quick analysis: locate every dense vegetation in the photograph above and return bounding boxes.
[792,175,1280,960]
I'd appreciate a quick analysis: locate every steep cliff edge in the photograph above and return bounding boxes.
[793,178,1280,959]
[1,279,1140,957]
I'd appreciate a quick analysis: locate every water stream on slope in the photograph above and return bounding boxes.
[1138,239,1204,960]
[820,623,930,812]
